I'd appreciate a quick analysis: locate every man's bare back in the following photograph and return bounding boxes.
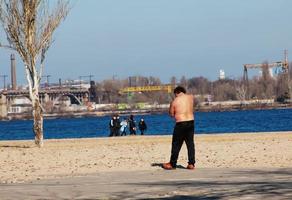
[162,86,196,170]
[169,93,194,122]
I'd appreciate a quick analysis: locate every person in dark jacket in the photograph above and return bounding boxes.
[113,115,121,136]
[128,115,136,135]
[138,118,147,135]
[109,115,115,137]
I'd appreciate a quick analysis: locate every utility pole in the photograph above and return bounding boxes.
[112,74,117,80]
[88,75,94,102]
[59,78,62,88]
[0,75,8,90]
[89,75,94,82]
[79,76,82,89]
[79,75,94,85]
[284,49,291,101]
[42,75,51,88]
[79,75,94,101]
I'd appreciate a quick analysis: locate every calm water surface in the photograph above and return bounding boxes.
[0,109,292,140]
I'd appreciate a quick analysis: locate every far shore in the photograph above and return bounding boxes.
[0,131,291,184]
[2,102,292,121]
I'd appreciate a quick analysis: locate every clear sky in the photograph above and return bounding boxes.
[1,0,292,86]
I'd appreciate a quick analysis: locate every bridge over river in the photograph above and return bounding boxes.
[0,87,89,119]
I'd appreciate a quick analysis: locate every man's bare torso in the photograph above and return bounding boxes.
[169,93,194,122]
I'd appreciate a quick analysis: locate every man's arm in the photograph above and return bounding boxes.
[169,101,175,117]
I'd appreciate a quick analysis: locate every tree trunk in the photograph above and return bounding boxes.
[32,91,44,148]
[25,65,44,147]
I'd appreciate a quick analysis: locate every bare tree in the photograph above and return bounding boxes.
[236,84,247,102]
[259,62,274,99]
[0,0,69,147]
[212,79,237,101]
[180,75,187,88]
[170,76,176,87]
[188,76,210,95]
[148,76,161,86]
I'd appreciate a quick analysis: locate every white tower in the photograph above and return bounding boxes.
[219,69,225,80]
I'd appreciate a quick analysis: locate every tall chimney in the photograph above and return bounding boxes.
[10,54,17,90]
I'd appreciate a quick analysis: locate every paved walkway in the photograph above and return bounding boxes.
[1,167,292,199]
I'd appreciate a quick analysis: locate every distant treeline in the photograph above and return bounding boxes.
[89,65,292,105]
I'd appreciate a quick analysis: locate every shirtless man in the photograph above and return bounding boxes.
[163,86,195,170]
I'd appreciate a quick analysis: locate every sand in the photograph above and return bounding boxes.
[0,132,292,184]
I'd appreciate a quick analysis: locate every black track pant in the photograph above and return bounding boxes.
[170,120,195,167]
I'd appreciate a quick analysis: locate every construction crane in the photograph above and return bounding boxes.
[243,61,287,83]
[243,50,289,99]
[244,50,288,80]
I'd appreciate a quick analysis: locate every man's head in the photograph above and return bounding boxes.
[173,86,186,95]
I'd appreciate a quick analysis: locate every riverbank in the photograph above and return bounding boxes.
[0,131,291,184]
[3,108,164,120]
[3,102,292,121]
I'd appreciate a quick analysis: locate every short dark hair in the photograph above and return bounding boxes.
[174,86,186,94]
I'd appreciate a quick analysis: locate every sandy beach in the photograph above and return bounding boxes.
[0,132,292,184]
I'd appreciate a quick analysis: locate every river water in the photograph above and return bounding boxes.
[0,108,292,140]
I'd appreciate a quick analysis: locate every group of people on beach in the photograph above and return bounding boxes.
[109,114,147,137]
[108,86,195,170]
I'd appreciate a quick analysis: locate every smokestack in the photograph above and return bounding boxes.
[10,54,17,90]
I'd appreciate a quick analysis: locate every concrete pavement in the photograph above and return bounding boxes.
[1,167,292,199]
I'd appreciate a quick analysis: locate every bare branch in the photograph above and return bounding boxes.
[0,43,15,50]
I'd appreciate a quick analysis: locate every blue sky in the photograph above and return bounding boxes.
[0,0,292,85]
